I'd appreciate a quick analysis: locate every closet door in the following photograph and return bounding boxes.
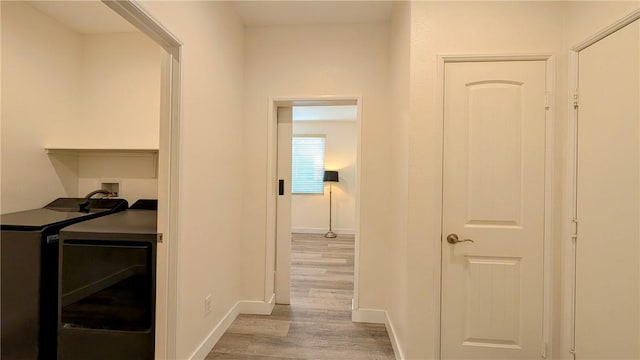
[441,60,547,359]
[576,19,640,359]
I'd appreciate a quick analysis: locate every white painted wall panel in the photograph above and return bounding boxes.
[466,83,523,226]
[575,19,640,359]
[1,1,82,213]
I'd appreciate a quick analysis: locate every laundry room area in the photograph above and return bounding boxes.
[1,2,164,359]
[1,1,162,213]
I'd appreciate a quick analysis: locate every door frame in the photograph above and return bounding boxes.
[101,1,182,359]
[436,54,555,359]
[562,9,640,358]
[266,95,363,310]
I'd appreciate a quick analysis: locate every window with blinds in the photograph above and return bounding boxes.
[291,136,325,194]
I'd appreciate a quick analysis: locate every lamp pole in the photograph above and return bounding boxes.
[323,170,339,238]
[326,182,336,238]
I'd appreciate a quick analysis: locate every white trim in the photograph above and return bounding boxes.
[435,55,446,360]
[562,49,579,360]
[291,227,356,235]
[436,53,555,359]
[543,54,556,359]
[102,0,182,55]
[100,2,182,359]
[238,293,276,315]
[351,307,386,323]
[188,303,240,360]
[267,95,362,311]
[266,99,278,303]
[187,295,275,360]
[562,10,640,359]
[385,312,406,360]
[571,8,640,51]
[351,306,405,360]
[353,97,363,311]
[441,53,556,63]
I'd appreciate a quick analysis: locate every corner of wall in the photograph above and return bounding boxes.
[385,311,406,360]
[351,302,405,360]
[187,294,275,360]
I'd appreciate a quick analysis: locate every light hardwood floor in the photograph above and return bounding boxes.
[206,233,395,359]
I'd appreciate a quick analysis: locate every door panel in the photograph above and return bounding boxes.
[442,60,546,359]
[466,82,523,226]
[575,19,640,359]
[275,107,293,304]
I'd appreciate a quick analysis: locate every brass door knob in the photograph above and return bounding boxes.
[446,233,474,244]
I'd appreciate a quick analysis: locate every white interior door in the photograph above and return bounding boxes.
[275,107,293,304]
[441,60,547,359]
[575,19,640,359]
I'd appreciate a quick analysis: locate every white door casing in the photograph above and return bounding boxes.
[574,19,640,359]
[275,107,293,305]
[441,60,547,359]
[101,2,183,358]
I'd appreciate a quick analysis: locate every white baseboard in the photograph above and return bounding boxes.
[291,227,355,235]
[189,294,276,360]
[351,305,386,323]
[352,303,404,360]
[238,293,276,315]
[385,311,405,360]
[188,302,240,360]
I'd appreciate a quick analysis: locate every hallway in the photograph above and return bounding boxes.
[206,233,395,359]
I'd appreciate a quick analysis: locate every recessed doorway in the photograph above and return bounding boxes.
[268,97,362,315]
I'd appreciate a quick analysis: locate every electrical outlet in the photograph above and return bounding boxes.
[204,294,212,316]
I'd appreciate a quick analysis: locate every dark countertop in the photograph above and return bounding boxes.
[1,209,110,231]
[1,198,128,231]
[60,210,157,242]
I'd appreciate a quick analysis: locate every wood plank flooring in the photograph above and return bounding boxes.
[206,233,395,359]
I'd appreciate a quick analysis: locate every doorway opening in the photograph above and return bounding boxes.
[268,97,362,316]
[1,1,181,358]
[289,104,358,312]
[211,96,394,358]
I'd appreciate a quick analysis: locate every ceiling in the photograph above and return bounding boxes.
[27,1,394,34]
[230,1,394,27]
[27,1,137,34]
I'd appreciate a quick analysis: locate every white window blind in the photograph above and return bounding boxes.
[292,136,325,194]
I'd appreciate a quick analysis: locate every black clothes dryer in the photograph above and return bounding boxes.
[1,197,128,360]
[58,207,157,360]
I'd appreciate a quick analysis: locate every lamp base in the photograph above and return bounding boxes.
[324,231,337,238]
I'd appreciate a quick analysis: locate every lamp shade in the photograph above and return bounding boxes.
[323,170,339,182]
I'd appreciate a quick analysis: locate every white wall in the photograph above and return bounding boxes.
[76,153,158,205]
[391,2,567,358]
[243,23,391,309]
[138,2,246,358]
[291,120,357,234]
[384,2,640,359]
[75,32,161,149]
[565,1,640,47]
[71,32,162,204]
[1,1,82,214]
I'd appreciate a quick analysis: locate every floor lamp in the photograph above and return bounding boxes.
[323,170,339,238]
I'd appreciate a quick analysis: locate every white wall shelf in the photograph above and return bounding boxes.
[45,147,159,156]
